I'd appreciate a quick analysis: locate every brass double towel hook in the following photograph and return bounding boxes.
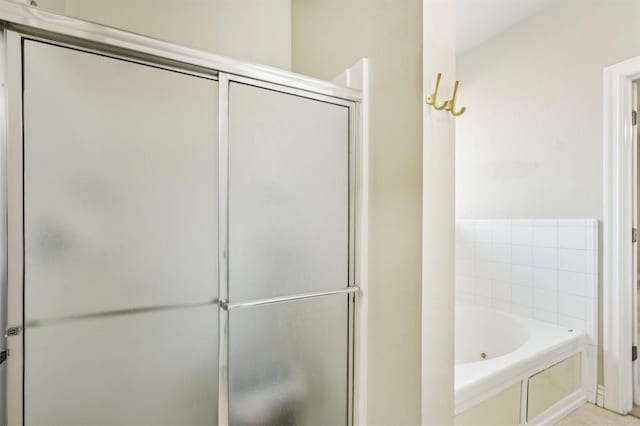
[426,73,466,117]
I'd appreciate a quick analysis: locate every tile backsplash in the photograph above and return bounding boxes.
[455,219,599,401]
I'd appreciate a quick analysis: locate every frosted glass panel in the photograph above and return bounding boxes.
[24,306,218,426]
[228,83,349,301]
[23,41,219,319]
[229,294,349,426]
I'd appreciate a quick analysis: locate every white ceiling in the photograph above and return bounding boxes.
[457,0,556,54]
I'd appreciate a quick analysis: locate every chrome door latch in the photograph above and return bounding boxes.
[5,326,21,337]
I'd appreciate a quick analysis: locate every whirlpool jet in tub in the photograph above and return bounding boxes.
[455,307,530,363]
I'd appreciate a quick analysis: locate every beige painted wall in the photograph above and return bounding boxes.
[423,0,456,423]
[457,0,640,386]
[292,0,423,423]
[34,0,291,69]
[457,0,640,220]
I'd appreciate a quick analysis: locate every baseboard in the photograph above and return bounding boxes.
[530,390,586,425]
[597,385,605,407]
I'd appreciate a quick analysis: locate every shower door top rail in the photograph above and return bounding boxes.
[0,0,362,103]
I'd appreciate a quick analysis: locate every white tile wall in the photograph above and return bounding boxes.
[455,219,599,402]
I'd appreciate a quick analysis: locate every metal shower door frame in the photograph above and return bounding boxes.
[216,73,359,424]
[0,2,365,424]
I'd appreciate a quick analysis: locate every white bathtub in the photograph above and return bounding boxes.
[455,306,587,418]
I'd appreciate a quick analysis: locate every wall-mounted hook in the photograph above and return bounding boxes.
[425,73,449,111]
[446,80,466,117]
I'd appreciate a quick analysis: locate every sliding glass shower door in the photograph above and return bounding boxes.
[226,82,352,425]
[14,36,356,426]
[22,40,220,426]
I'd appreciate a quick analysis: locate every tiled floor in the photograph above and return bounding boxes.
[555,403,640,425]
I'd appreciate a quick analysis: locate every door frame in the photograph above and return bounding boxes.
[633,82,640,408]
[602,56,640,415]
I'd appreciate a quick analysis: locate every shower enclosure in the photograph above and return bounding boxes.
[0,2,365,425]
